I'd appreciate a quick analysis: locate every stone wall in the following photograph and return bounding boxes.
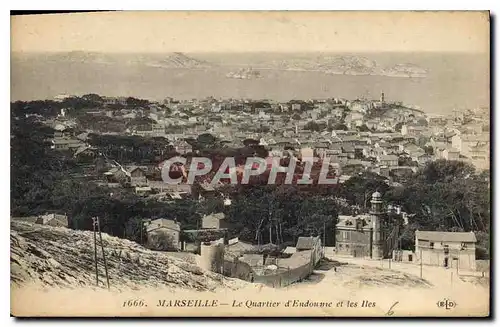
[197,239,225,274]
[252,250,315,288]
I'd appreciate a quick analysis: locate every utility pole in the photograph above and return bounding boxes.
[97,217,110,290]
[92,217,110,290]
[323,220,326,251]
[92,217,99,286]
[140,219,143,245]
[420,248,423,279]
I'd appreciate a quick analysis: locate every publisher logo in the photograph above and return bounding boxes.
[437,299,457,310]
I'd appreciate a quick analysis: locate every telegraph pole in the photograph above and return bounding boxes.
[92,216,110,290]
[92,217,99,286]
[140,218,144,245]
[323,220,326,252]
[97,217,110,290]
[420,248,423,279]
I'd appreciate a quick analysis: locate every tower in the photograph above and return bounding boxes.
[370,191,384,259]
[380,92,385,104]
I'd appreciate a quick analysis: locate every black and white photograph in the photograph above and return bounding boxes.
[10,10,491,317]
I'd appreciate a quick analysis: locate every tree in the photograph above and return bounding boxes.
[340,172,389,209]
[126,97,150,108]
[423,146,434,155]
[304,121,324,132]
[393,160,490,253]
[417,136,429,148]
[81,93,104,103]
[243,138,260,147]
[420,160,476,184]
[394,122,404,132]
[333,123,348,131]
[398,156,418,167]
[11,117,76,216]
[357,124,370,132]
[223,185,338,246]
[11,100,63,118]
[196,133,219,149]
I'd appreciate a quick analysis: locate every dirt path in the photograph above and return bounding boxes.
[323,252,486,288]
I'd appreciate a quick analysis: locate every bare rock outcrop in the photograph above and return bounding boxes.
[10,221,248,292]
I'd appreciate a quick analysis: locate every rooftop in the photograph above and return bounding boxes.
[295,236,320,250]
[203,212,226,220]
[415,231,477,243]
[146,218,181,233]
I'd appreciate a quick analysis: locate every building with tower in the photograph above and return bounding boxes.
[370,191,385,259]
[334,192,400,259]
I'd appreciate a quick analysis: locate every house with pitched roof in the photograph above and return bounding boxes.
[377,154,399,167]
[35,213,69,228]
[145,218,181,251]
[415,231,477,271]
[295,236,323,266]
[202,212,231,230]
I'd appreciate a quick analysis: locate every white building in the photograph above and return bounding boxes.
[415,231,477,271]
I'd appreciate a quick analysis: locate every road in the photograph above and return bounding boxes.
[322,247,487,288]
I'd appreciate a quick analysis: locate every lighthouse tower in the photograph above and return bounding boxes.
[370,191,385,259]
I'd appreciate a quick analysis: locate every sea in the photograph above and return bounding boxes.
[11,52,489,115]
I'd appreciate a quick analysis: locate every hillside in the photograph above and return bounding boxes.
[265,55,428,78]
[382,63,428,78]
[365,103,426,120]
[322,56,378,75]
[268,55,377,75]
[42,51,114,65]
[10,220,249,292]
[146,52,213,69]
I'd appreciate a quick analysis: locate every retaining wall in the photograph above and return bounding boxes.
[252,250,315,288]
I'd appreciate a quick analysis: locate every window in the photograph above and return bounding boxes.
[430,242,434,249]
[461,242,467,250]
[443,245,449,255]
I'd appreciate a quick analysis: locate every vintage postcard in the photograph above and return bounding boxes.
[10,11,490,317]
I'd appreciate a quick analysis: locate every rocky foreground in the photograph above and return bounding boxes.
[10,221,249,292]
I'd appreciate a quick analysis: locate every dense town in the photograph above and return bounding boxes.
[9,11,492,319]
[35,92,491,173]
[11,91,490,287]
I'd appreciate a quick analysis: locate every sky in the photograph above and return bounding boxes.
[11,11,490,53]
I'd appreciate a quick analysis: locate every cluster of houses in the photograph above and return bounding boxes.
[48,93,489,185]
[38,94,490,277]
[334,192,480,272]
[141,211,325,287]
[12,213,69,228]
